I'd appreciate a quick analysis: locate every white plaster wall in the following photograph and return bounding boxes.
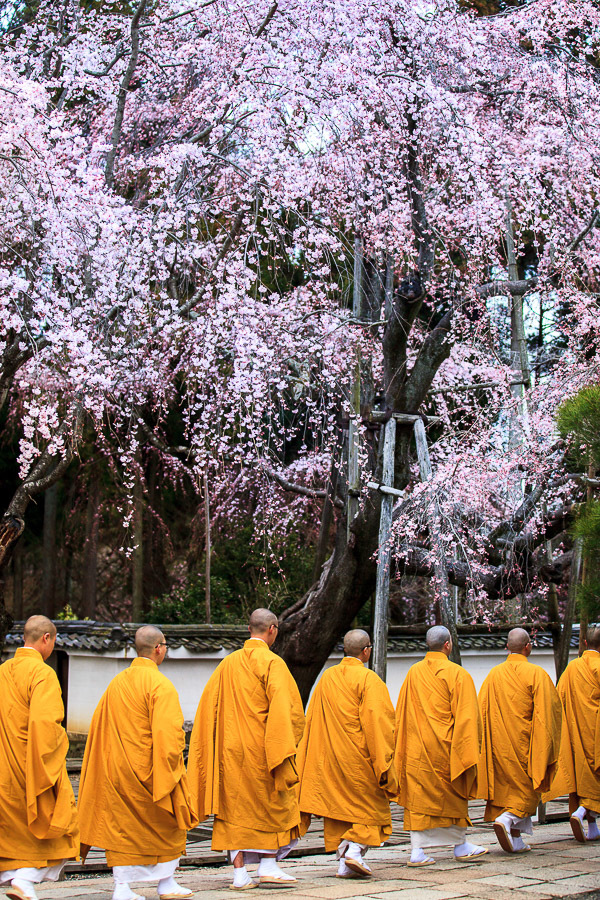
[65,644,578,734]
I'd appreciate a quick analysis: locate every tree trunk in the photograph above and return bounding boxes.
[81,477,100,619]
[12,540,24,619]
[41,482,59,618]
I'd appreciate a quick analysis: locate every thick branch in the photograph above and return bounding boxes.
[404,309,453,409]
[478,277,538,299]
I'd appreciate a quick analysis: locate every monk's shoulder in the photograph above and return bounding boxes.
[264,649,294,681]
[28,654,60,691]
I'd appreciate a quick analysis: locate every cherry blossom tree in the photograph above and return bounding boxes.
[0,0,599,693]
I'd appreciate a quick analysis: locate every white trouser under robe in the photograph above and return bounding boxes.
[0,863,67,885]
[112,858,179,884]
[228,839,298,865]
[410,826,466,849]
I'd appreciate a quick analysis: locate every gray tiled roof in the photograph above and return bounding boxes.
[4,621,580,654]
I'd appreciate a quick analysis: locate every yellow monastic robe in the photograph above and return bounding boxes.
[394,651,481,831]
[545,650,600,815]
[188,638,305,851]
[78,657,197,866]
[297,656,397,851]
[0,648,79,872]
[478,654,562,821]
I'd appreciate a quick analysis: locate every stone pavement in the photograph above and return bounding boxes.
[7,820,600,900]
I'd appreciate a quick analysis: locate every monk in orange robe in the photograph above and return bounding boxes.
[78,625,197,900]
[188,608,305,891]
[478,628,561,853]
[0,615,79,900]
[547,625,600,842]
[298,629,397,879]
[394,625,487,866]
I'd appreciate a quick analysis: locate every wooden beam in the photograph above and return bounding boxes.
[367,481,405,498]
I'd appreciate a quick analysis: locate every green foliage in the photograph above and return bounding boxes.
[558,385,600,621]
[55,604,81,621]
[557,383,600,469]
[146,524,315,625]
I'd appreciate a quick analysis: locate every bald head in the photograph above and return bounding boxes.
[426,625,451,652]
[587,626,600,651]
[507,628,531,655]
[248,608,279,647]
[23,615,56,660]
[24,615,56,643]
[343,629,371,658]
[135,625,165,658]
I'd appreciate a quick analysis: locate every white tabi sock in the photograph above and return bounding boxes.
[454,841,486,858]
[410,848,434,864]
[157,875,192,897]
[512,836,527,852]
[588,820,600,840]
[10,879,38,900]
[573,806,587,820]
[257,857,296,881]
[232,867,253,889]
[112,883,143,900]
[337,858,353,877]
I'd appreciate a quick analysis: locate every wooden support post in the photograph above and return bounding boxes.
[414,418,461,664]
[372,417,396,681]
[203,473,211,625]
[347,236,363,536]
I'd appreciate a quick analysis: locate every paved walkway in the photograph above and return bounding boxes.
[8,821,600,900]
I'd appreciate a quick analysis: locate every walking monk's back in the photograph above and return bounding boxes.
[188,608,305,891]
[546,625,600,842]
[298,629,397,879]
[394,625,487,866]
[0,616,79,900]
[478,628,561,853]
[78,625,197,900]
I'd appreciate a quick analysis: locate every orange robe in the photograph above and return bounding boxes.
[298,656,397,851]
[478,654,561,821]
[78,657,197,866]
[0,647,79,872]
[394,651,481,831]
[545,650,600,815]
[188,638,305,851]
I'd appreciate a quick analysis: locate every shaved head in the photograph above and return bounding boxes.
[507,628,531,653]
[343,629,371,657]
[426,625,451,651]
[24,615,56,644]
[135,625,165,657]
[587,626,600,651]
[249,608,278,634]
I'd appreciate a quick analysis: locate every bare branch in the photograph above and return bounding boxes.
[568,209,600,254]
[263,466,344,507]
[105,0,147,189]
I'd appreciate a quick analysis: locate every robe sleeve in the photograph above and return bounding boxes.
[358,672,398,795]
[26,667,74,840]
[528,668,562,793]
[264,657,305,774]
[449,667,482,799]
[476,674,494,801]
[150,677,198,831]
[187,666,222,821]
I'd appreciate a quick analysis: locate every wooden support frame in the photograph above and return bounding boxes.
[371,413,461,678]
